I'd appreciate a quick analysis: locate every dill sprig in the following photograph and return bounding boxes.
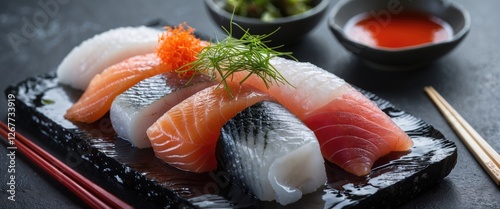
[177,20,295,96]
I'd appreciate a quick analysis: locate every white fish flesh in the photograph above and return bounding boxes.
[110,73,213,148]
[57,26,161,90]
[217,101,326,205]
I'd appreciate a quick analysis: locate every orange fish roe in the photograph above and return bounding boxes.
[156,23,204,77]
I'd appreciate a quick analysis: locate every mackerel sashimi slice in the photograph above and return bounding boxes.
[110,73,214,148]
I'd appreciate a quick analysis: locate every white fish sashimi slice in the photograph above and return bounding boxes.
[110,73,214,148]
[269,142,326,205]
[217,101,326,205]
[57,26,161,90]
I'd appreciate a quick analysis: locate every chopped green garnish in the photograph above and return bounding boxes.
[225,0,313,21]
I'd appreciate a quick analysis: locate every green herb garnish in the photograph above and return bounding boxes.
[179,17,295,96]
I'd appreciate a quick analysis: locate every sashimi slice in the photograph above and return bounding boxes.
[227,57,413,176]
[146,82,274,173]
[302,89,411,176]
[57,26,161,90]
[64,53,171,123]
[217,101,326,205]
[110,73,214,148]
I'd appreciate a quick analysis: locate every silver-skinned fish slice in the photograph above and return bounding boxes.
[216,101,327,205]
[110,73,214,148]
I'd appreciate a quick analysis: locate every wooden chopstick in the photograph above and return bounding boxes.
[0,122,133,209]
[424,86,500,185]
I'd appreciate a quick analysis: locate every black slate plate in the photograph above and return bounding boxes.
[5,72,457,208]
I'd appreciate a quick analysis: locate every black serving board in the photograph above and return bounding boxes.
[5,72,457,208]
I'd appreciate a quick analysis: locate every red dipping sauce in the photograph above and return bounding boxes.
[345,11,453,49]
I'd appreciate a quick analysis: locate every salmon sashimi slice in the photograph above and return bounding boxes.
[146,82,274,173]
[227,57,413,176]
[64,53,171,123]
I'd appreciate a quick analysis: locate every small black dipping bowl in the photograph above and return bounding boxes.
[328,0,471,70]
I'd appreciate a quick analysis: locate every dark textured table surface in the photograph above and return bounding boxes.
[1,0,499,208]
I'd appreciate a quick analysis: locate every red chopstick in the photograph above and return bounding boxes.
[0,122,133,209]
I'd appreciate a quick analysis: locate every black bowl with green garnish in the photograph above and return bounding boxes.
[204,0,330,46]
